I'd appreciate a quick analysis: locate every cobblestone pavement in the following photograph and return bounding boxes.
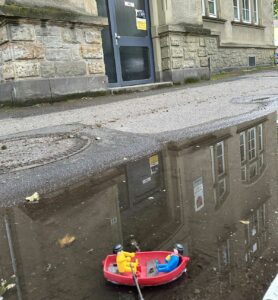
[0,70,277,138]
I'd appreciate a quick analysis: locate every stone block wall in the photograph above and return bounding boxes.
[159,32,274,82]
[0,20,105,82]
[0,16,108,104]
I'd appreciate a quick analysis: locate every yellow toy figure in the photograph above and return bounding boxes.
[113,244,138,273]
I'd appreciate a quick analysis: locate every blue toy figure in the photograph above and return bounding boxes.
[156,248,180,273]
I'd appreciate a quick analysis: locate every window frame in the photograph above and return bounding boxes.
[253,0,259,25]
[242,0,252,23]
[208,0,217,17]
[240,132,246,163]
[247,127,256,161]
[216,141,225,175]
[239,123,264,183]
[211,140,229,208]
[258,123,263,151]
[201,0,206,16]
[233,0,240,21]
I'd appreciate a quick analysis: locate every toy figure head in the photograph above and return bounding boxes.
[173,248,179,255]
[174,243,184,255]
[113,244,123,254]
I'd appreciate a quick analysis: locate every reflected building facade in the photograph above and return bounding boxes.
[0,112,277,300]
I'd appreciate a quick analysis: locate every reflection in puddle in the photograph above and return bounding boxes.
[0,112,277,300]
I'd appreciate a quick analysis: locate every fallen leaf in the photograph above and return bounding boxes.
[58,234,76,248]
[240,220,250,225]
[25,192,40,202]
[6,283,15,290]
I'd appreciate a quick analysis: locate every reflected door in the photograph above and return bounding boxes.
[108,0,154,86]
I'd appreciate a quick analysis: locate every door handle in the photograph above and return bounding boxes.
[115,33,121,40]
[115,33,121,45]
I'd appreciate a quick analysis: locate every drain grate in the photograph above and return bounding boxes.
[0,133,90,174]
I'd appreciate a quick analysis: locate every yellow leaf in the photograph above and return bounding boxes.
[240,220,250,225]
[25,192,40,202]
[58,234,76,248]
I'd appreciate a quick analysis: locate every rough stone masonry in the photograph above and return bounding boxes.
[0,1,108,105]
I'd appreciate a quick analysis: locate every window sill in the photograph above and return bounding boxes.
[231,21,265,30]
[203,16,227,24]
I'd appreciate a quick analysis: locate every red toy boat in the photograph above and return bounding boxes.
[103,251,190,287]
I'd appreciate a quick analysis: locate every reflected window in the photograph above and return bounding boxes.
[249,161,258,179]
[216,142,225,175]
[211,140,229,209]
[218,178,226,198]
[247,128,256,160]
[240,132,246,162]
[258,124,263,151]
[239,123,265,183]
[243,203,268,263]
[218,239,231,270]
[241,166,247,181]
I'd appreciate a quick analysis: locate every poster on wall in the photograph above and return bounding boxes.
[193,177,205,212]
[149,154,159,175]
[125,1,135,7]
[136,9,147,31]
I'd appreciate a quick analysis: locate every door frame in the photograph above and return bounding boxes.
[107,0,155,87]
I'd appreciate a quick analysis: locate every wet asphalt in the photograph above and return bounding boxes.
[0,69,277,206]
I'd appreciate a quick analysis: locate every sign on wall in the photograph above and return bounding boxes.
[136,9,147,31]
[149,154,159,175]
[125,1,135,7]
[193,177,205,212]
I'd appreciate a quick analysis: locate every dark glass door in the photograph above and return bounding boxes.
[107,0,154,86]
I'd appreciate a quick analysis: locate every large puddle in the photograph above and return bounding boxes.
[0,112,277,300]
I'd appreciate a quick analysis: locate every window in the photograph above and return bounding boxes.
[253,0,259,24]
[216,142,225,175]
[243,203,268,263]
[208,0,217,17]
[247,127,256,160]
[258,124,263,151]
[240,132,246,162]
[258,154,264,169]
[218,178,226,198]
[211,140,229,208]
[234,0,260,25]
[202,0,218,18]
[249,161,258,179]
[242,0,251,23]
[202,0,206,16]
[218,239,231,269]
[241,166,247,181]
[233,0,240,21]
[239,123,265,183]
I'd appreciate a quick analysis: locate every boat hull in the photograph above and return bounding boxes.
[103,251,190,287]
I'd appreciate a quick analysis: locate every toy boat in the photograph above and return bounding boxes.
[103,251,190,287]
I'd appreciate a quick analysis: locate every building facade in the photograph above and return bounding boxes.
[0,0,275,104]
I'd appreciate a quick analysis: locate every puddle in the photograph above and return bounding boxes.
[0,112,277,300]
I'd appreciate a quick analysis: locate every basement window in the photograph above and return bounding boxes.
[249,56,256,67]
